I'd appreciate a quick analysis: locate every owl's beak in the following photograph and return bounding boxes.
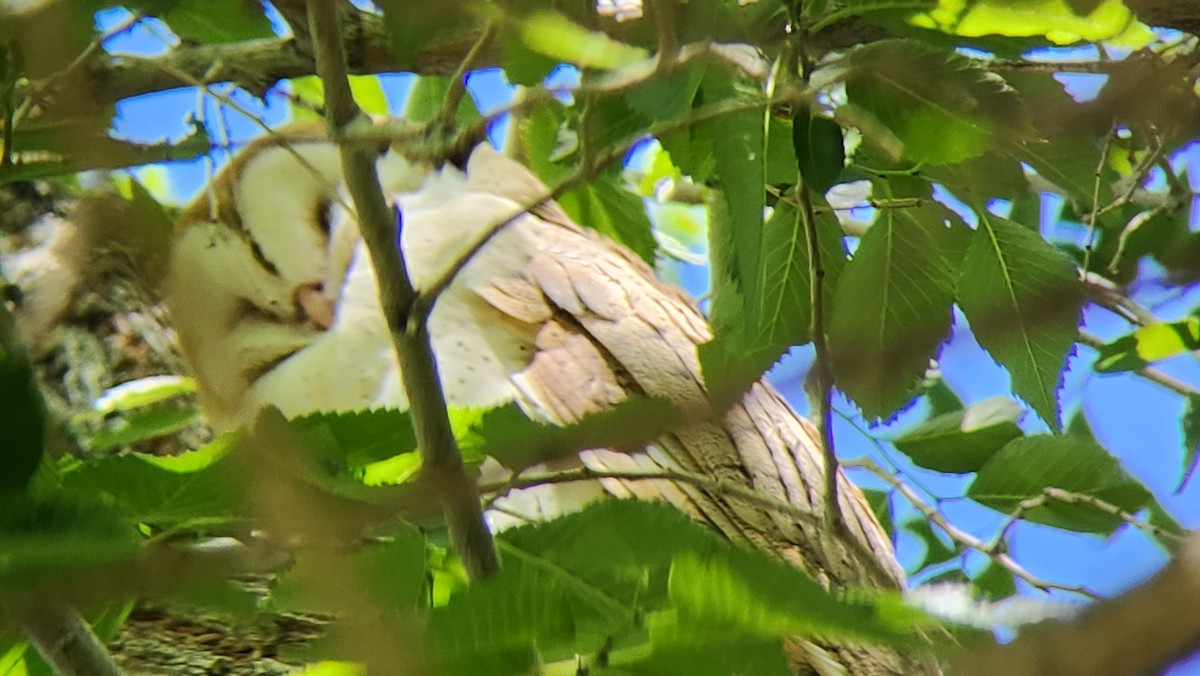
[295,281,335,330]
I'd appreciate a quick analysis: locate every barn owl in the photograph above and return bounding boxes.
[165,126,905,603]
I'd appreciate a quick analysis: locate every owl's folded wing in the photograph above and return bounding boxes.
[459,145,903,590]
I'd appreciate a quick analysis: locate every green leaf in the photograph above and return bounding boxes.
[1180,394,1200,491]
[862,489,895,537]
[792,106,845,194]
[520,12,649,70]
[401,76,483,126]
[968,435,1152,534]
[701,197,847,408]
[1,121,211,183]
[0,304,44,492]
[377,0,478,64]
[627,616,791,676]
[923,376,965,417]
[909,0,1148,45]
[701,72,766,303]
[274,533,426,615]
[87,405,201,453]
[668,549,919,646]
[91,375,195,415]
[158,0,275,43]
[827,202,959,419]
[892,396,1023,473]
[1093,318,1200,373]
[60,454,241,529]
[957,213,1083,430]
[844,39,1033,165]
[430,501,706,672]
[626,62,706,121]
[972,561,1016,601]
[290,409,418,479]
[557,172,658,263]
[466,398,686,473]
[0,494,139,593]
[903,518,958,572]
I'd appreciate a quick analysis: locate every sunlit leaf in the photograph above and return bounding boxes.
[702,72,766,301]
[520,12,648,70]
[87,404,202,453]
[1093,318,1200,373]
[957,213,1083,430]
[968,435,1151,534]
[701,196,847,408]
[910,0,1150,46]
[91,376,195,415]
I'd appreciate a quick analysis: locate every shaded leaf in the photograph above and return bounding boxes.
[844,39,1032,165]
[972,561,1016,602]
[702,197,846,407]
[957,213,1083,430]
[0,494,139,593]
[827,202,958,418]
[557,171,658,263]
[1180,393,1200,491]
[0,304,44,492]
[892,396,1023,473]
[468,398,685,472]
[903,518,958,572]
[701,72,766,303]
[968,435,1151,534]
[377,0,478,64]
[792,106,845,194]
[60,454,241,528]
[669,548,920,646]
[158,0,274,43]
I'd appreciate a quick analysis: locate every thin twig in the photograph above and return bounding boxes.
[846,457,1101,598]
[305,0,498,581]
[1081,127,1114,277]
[436,20,496,135]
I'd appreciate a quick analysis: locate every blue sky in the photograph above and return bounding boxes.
[94,6,1200,647]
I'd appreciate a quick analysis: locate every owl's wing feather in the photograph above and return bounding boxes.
[460,146,903,589]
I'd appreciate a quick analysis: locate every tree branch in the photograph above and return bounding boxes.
[952,534,1200,676]
[304,0,499,581]
[14,605,122,676]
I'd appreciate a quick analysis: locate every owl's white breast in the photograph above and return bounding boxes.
[246,174,550,421]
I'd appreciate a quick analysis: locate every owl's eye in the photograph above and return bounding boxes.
[314,198,333,237]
